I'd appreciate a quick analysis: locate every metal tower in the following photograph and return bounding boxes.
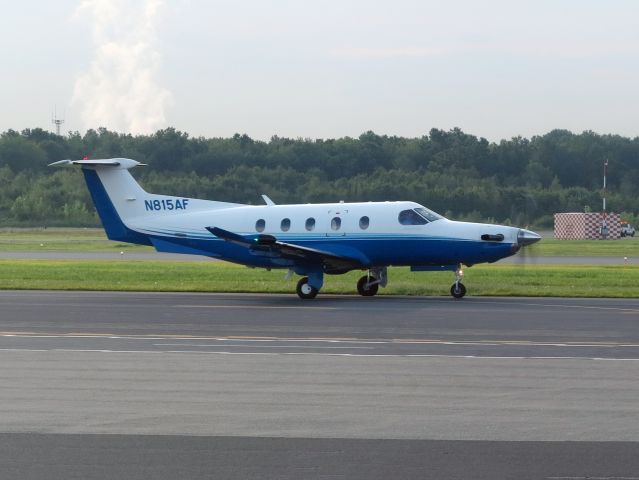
[52,107,65,136]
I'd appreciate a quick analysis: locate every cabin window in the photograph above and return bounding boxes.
[398,209,428,225]
[331,217,341,230]
[359,216,370,229]
[280,218,291,232]
[255,219,266,232]
[305,217,315,231]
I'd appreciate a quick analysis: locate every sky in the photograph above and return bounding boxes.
[2,0,639,141]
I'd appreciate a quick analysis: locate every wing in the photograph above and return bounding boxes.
[206,226,365,271]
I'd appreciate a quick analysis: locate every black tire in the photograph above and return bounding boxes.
[296,277,318,299]
[450,282,466,299]
[357,275,379,297]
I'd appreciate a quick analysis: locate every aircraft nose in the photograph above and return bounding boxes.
[517,228,541,247]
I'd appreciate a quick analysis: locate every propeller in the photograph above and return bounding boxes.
[518,228,542,247]
[514,228,542,268]
[514,193,542,266]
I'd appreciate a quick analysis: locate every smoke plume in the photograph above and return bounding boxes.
[71,0,172,134]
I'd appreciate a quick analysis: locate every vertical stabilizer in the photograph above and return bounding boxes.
[50,157,245,246]
[50,158,152,244]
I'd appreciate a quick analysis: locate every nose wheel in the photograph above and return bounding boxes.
[450,264,466,299]
[356,268,387,297]
[450,282,466,299]
[357,275,379,296]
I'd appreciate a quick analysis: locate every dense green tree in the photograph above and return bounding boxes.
[1,127,638,227]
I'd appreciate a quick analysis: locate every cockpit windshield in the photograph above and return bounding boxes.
[398,207,444,225]
[414,207,443,222]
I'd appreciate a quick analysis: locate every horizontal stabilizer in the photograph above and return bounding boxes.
[49,158,146,169]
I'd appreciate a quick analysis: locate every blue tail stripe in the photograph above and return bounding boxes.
[82,169,152,245]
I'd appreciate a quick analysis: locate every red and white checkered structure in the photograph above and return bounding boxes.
[554,212,621,240]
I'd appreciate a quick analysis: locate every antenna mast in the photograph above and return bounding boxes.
[52,106,65,136]
[601,159,609,239]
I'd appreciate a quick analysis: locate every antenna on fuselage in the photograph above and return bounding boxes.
[261,194,276,206]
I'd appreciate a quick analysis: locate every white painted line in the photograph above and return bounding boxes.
[478,299,639,314]
[173,304,337,310]
[152,343,374,349]
[3,333,639,349]
[547,477,639,479]
[1,348,639,361]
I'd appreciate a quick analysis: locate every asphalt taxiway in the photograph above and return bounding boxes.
[2,291,639,479]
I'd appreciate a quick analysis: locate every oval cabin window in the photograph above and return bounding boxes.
[305,218,315,231]
[331,217,341,230]
[359,216,370,229]
[281,218,291,232]
[255,219,266,232]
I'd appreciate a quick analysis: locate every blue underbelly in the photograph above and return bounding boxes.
[146,233,515,268]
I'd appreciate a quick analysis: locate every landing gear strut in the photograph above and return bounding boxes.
[357,275,378,296]
[450,264,466,299]
[356,267,387,297]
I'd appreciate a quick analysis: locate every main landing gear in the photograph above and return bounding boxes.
[295,268,388,299]
[450,264,466,299]
[296,277,319,299]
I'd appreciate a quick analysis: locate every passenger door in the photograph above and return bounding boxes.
[326,209,348,237]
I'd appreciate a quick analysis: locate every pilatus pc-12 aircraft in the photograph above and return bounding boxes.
[51,158,541,299]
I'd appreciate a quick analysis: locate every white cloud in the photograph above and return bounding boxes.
[330,46,446,59]
[71,0,172,134]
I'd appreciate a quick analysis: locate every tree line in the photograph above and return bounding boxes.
[1,127,638,227]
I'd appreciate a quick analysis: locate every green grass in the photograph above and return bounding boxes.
[2,228,639,256]
[1,260,638,298]
[2,229,639,297]
[532,237,639,256]
[0,228,152,252]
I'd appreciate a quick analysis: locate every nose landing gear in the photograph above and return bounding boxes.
[450,265,466,299]
[356,267,387,297]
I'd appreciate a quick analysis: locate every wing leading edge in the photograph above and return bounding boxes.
[206,226,365,272]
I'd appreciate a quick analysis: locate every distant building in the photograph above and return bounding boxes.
[554,212,621,240]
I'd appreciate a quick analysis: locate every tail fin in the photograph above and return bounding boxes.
[51,158,246,246]
[50,158,152,244]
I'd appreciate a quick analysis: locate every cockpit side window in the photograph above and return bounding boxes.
[398,209,428,225]
[414,207,443,222]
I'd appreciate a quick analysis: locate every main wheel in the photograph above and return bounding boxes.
[357,275,379,297]
[296,277,318,299]
[450,282,466,299]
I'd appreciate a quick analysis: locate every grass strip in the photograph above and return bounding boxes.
[0,228,151,252]
[1,260,638,298]
[2,228,639,256]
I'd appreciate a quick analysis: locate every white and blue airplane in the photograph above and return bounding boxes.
[51,158,540,299]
